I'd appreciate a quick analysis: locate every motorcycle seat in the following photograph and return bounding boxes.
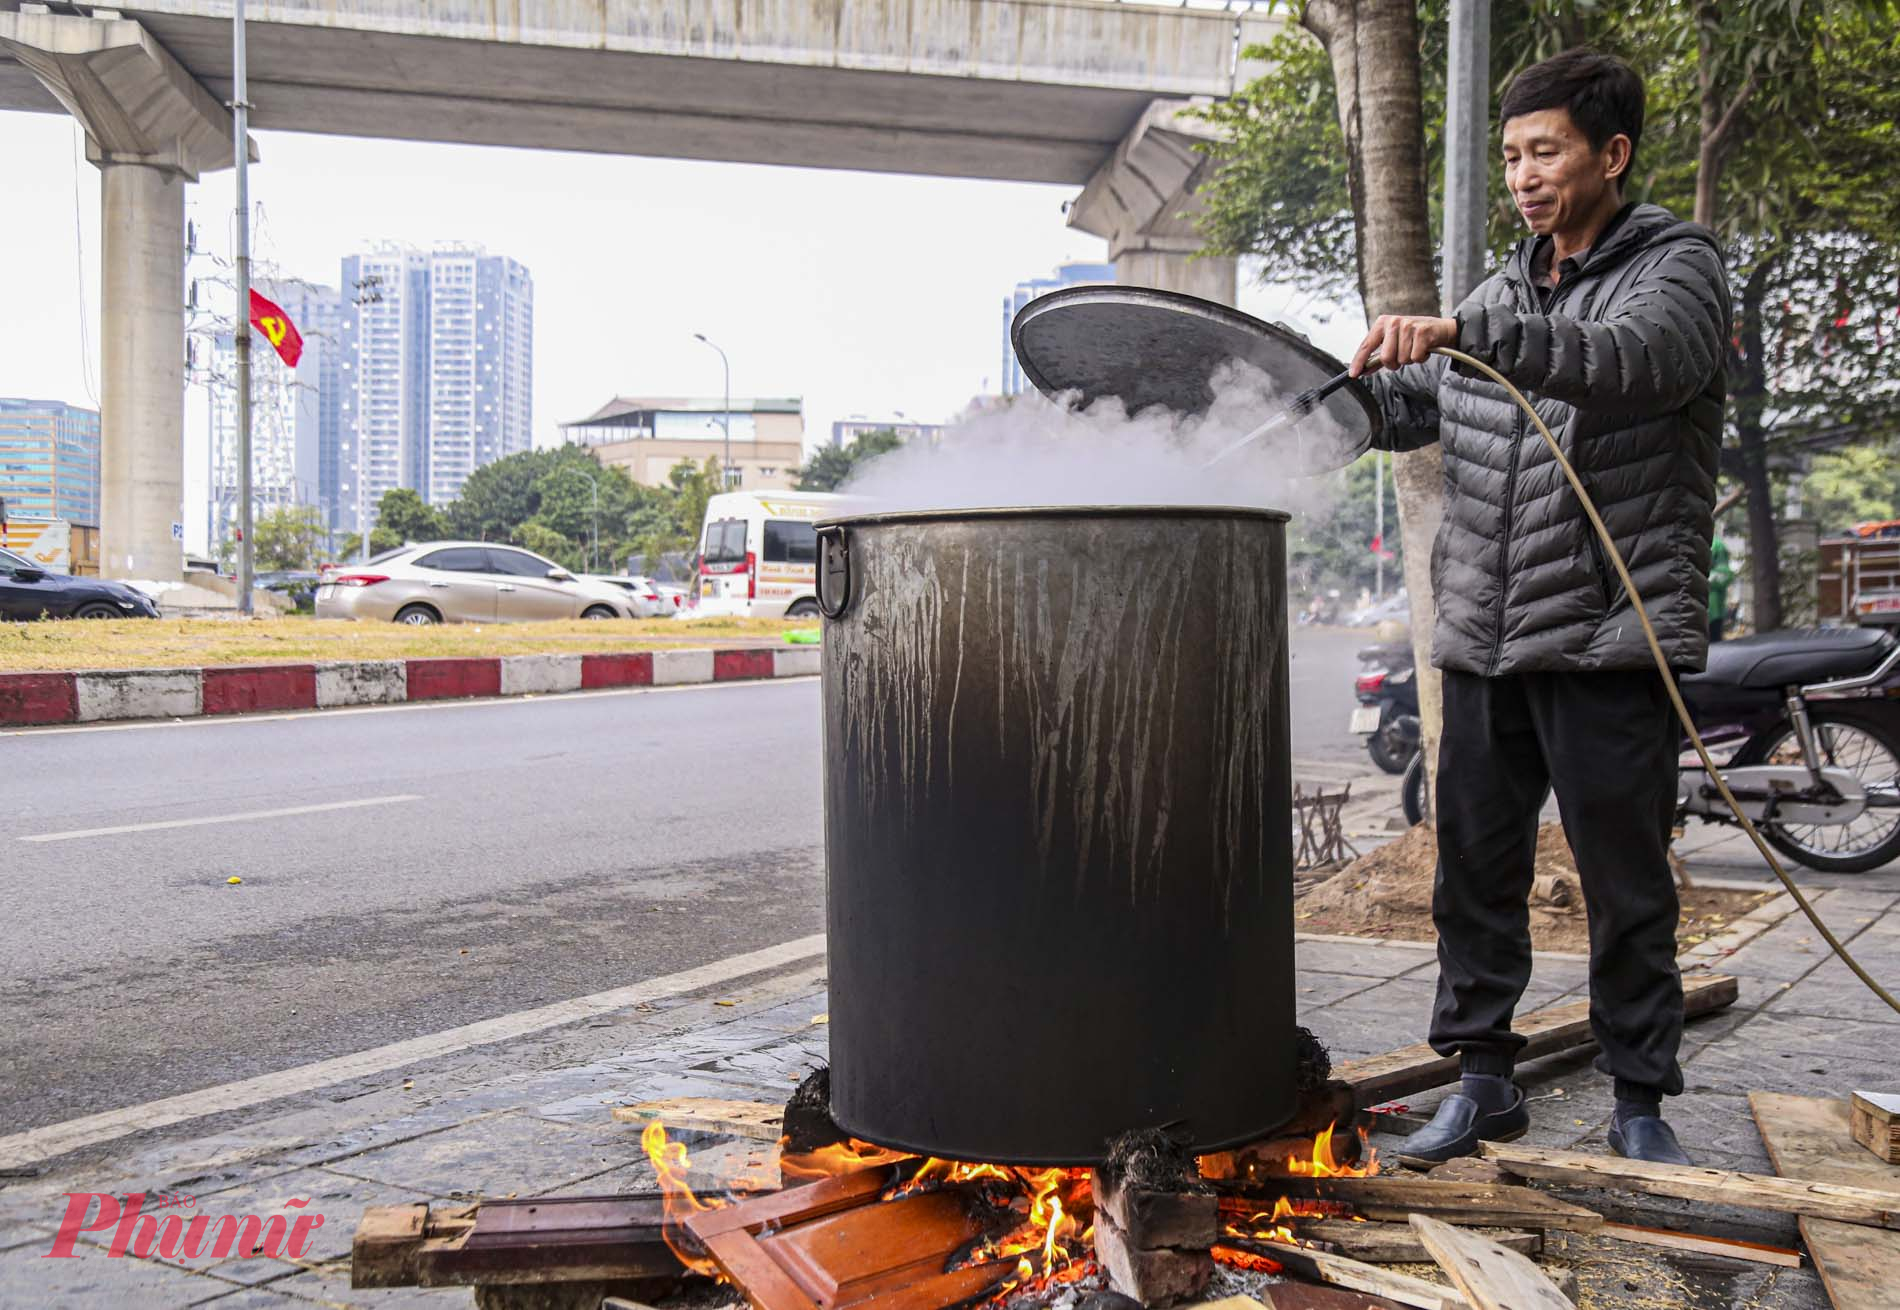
[1683,626,1896,691]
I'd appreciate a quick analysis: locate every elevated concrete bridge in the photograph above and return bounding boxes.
[0,0,1276,577]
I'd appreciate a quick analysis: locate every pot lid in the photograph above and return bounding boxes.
[1009,285,1380,470]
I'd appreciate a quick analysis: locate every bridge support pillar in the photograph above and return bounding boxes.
[1068,100,1237,308]
[0,12,246,581]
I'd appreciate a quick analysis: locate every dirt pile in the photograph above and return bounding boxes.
[1295,823,1764,954]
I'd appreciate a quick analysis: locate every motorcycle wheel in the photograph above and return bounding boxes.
[1746,709,1900,875]
[1368,711,1419,775]
[1401,751,1430,827]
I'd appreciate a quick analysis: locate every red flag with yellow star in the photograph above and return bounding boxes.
[249,288,303,367]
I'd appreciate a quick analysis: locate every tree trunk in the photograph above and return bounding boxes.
[1305,0,1446,797]
[1732,255,1781,631]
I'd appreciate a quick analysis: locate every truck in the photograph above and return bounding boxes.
[1817,521,1900,628]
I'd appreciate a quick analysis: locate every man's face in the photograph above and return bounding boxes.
[1501,108,1629,237]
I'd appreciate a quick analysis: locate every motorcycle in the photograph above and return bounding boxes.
[1352,640,1421,774]
[1396,626,1900,874]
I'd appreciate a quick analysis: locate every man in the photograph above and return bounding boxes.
[1348,49,1730,1166]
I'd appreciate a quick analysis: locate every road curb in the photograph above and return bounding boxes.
[0,646,815,728]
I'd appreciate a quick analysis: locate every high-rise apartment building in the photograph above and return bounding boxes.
[336,245,533,534]
[0,398,101,525]
[207,278,343,547]
[1000,261,1115,396]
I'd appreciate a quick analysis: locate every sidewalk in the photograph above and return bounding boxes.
[3,869,1896,1307]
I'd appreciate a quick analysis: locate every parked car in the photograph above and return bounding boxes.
[0,547,159,620]
[583,574,669,618]
[314,543,640,624]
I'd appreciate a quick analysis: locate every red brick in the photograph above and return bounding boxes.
[581,652,655,688]
[202,664,317,715]
[405,657,501,701]
[0,672,78,726]
[713,649,775,682]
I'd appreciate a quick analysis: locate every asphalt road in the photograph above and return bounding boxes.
[1,627,1374,1137]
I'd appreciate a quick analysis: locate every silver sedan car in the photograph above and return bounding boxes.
[315,542,639,625]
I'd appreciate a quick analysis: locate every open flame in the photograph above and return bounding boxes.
[641,1123,1094,1299]
[1221,1122,1379,1247]
[640,1118,1373,1297]
[639,1120,722,1276]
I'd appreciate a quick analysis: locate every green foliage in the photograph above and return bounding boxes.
[795,428,906,492]
[375,487,447,543]
[1288,454,1404,595]
[1804,445,1900,530]
[251,505,327,572]
[336,526,400,559]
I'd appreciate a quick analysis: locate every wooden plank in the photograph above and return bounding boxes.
[1244,1240,1469,1310]
[688,1167,889,1239]
[1265,1284,1410,1310]
[1482,1141,1900,1231]
[1341,975,1737,1106]
[1848,1091,1900,1164]
[1408,1215,1575,1310]
[1243,1179,1602,1232]
[706,1229,823,1310]
[613,1097,785,1143]
[1292,1220,1540,1264]
[351,1203,429,1288]
[761,1190,983,1304]
[1751,1091,1900,1310]
[1598,1222,1802,1267]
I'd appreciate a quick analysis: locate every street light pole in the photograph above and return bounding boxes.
[232,0,254,613]
[694,333,732,490]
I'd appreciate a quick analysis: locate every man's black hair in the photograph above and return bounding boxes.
[1500,49,1645,187]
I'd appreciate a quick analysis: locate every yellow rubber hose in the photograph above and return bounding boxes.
[1429,345,1900,1016]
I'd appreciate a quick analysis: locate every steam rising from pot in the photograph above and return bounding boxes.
[839,360,1363,514]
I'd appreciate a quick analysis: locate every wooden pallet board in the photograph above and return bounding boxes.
[1408,1216,1575,1310]
[1339,975,1738,1107]
[613,1097,786,1143]
[1291,1219,1540,1264]
[1482,1141,1900,1230]
[1242,1239,1469,1310]
[1750,1091,1900,1310]
[1236,1178,1602,1232]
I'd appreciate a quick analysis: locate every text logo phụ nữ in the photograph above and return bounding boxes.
[45,1192,325,1261]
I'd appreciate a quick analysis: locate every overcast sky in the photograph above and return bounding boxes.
[2,110,1359,545]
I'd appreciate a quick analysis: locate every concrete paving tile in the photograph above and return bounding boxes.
[1683,1010,1898,1098]
[1292,939,1433,978]
[265,1106,522,1172]
[165,1167,436,1270]
[187,1286,320,1307]
[0,1235,246,1307]
[1767,967,1900,1024]
[1293,972,1383,1010]
[1706,928,1837,982]
[259,1260,469,1306]
[322,1111,630,1201]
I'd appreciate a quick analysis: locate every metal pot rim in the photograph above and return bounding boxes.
[815,504,1292,529]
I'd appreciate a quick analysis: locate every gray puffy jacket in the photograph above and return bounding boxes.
[1373,203,1730,676]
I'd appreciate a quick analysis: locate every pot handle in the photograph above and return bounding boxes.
[816,525,852,619]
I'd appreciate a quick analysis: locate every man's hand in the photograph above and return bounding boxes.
[1349,315,1459,377]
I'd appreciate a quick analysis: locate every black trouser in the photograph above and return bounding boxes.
[1430,668,1685,1099]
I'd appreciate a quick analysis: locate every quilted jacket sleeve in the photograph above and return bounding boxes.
[1453,236,1730,412]
[1369,356,1449,452]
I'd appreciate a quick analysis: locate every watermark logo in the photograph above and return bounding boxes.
[45,1192,325,1261]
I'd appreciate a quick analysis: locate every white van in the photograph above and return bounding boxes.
[695,490,852,618]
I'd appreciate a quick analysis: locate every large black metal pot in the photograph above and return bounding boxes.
[817,506,1296,1165]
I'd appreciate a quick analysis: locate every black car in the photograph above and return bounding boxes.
[0,547,160,620]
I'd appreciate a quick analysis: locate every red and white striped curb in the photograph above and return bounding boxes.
[0,646,819,728]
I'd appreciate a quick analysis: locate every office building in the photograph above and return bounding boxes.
[830,416,946,448]
[206,278,343,547]
[1000,260,1115,396]
[337,245,533,534]
[561,397,804,491]
[0,398,101,525]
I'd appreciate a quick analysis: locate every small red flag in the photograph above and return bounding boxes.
[249,288,303,367]
[1369,534,1394,559]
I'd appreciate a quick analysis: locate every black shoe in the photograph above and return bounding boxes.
[1397,1088,1530,1169]
[1608,1114,1692,1166]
